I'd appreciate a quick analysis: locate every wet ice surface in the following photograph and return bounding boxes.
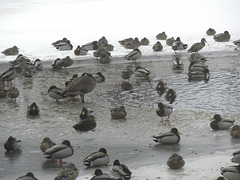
[0,52,240,180]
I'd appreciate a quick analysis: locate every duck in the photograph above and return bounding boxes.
[4,136,22,151]
[188,62,208,72]
[214,31,231,42]
[16,172,38,180]
[0,67,17,86]
[99,53,112,64]
[156,32,167,40]
[74,45,88,55]
[40,137,56,152]
[188,68,210,81]
[124,48,142,64]
[152,128,181,144]
[233,39,240,48]
[52,58,63,70]
[6,86,19,101]
[21,65,33,79]
[188,53,207,64]
[187,38,207,53]
[122,37,141,49]
[53,163,79,180]
[165,88,176,104]
[44,140,74,166]
[121,81,133,91]
[94,48,108,61]
[167,153,185,169]
[135,66,150,79]
[82,41,99,51]
[83,148,110,167]
[156,102,173,123]
[52,37,68,47]
[206,28,216,36]
[91,169,122,180]
[57,56,74,70]
[220,165,240,180]
[231,150,240,164]
[98,36,108,46]
[172,57,183,70]
[73,107,96,131]
[166,37,175,46]
[141,37,150,45]
[118,37,133,46]
[27,102,40,116]
[210,114,235,130]
[112,159,132,179]
[10,54,31,67]
[33,59,43,71]
[156,80,167,96]
[56,40,73,51]
[111,106,127,119]
[230,125,240,138]
[2,46,19,56]
[63,73,96,102]
[121,68,133,81]
[48,85,65,102]
[93,72,105,82]
[172,37,188,52]
[152,41,163,51]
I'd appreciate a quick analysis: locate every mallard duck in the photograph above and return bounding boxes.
[122,37,141,49]
[188,68,210,81]
[152,41,163,51]
[56,40,73,51]
[135,66,150,78]
[220,165,240,180]
[40,137,56,152]
[83,148,110,167]
[141,37,150,45]
[63,73,96,102]
[2,46,19,56]
[57,56,74,70]
[231,150,240,164]
[82,41,99,50]
[210,114,235,130]
[27,102,40,116]
[4,136,22,151]
[118,38,133,46]
[156,102,173,122]
[6,86,19,100]
[98,36,108,46]
[94,48,108,60]
[21,65,33,79]
[112,159,132,179]
[188,53,207,64]
[44,140,74,166]
[167,153,185,169]
[54,163,79,180]
[188,62,208,72]
[156,80,167,96]
[99,53,112,64]
[73,107,96,131]
[230,125,240,138]
[0,67,17,86]
[16,172,38,180]
[52,37,68,47]
[124,48,142,64]
[74,45,88,55]
[172,57,183,70]
[206,28,216,36]
[93,72,105,82]
[152,128,181,144]
[172,37,188,52]
[166,37,175,46]
[214,31,231,42]
[33,59,43,71]
[121,68,133,81]
[111,106,127,119]
[91,169,122,180]
[156,32,167,40]
[52,58,63,70]
[233,39,240,48]
[10,54,31,67]
[48,85,65,102]
[165,89,176,104]
[188,38,207,53]
[121,81,133,91]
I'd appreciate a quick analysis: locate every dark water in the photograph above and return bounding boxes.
[0,52,240,179]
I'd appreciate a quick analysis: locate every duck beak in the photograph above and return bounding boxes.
[106,153,110,156]
[178,131,182,135]
[210,118,214,120]
[33,106,36,110]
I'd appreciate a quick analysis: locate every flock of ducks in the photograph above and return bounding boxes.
[1,28,240,180]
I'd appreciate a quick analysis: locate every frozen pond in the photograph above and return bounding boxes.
[0,52,240,179]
